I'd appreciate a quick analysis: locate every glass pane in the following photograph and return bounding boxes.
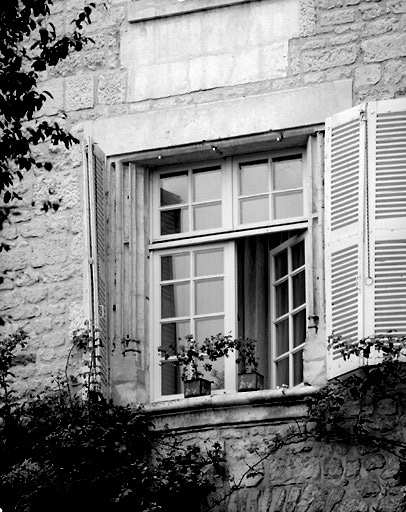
[292,240,305,270]
[195,279,223,315]
[193,202,222,231]
[161,254,190,281]
[293,350,304,386]
[276,357,289,387]
[273,191,303,220]
[275,318,289,357]
[195,249,223,277]
[293,309,306,347]
[161,321,191,355]
[273,157,302,191]
[160,172,188,206]
[195,316,224,342]
[161,361,182,395]
[161,208,189,235]
[239,161,268,195]
[292,271,306,308]
[274,250,288,280]
[240,196,269,224]
[275,280,288,318]
[202,357,224,390]
[193,168,221,202]
[161,283,190,318]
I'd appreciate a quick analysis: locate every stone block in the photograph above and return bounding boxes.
[364,453,386,470]
[47,303,66,316]
[37,348,56,362]
[320,9,356,25]
[98,70,127,105]
[362,34,406,62]
[42,330,66,348]
[355,477,381,497]
[362,18,396,37]
[41,265,78,283]
[83,51,106,71]
[354,64,382,88]
[17,217,45,238]
[0,290,22,311]
[38,78,64,116]
[12,305,41,320]
[301,45,358,72]
[345,457,361,476]
[0,247,29,272]
[300,0,317,36]
[65,75,94,111]
[361,3,384,19]
[285,487,301,512]
[15,269,41,287]
[337,499,369,512]
[25,287,48,304]
[33,317,53,335]
[50,53,81,78]
[387,0,406,13]
[325,457,344,479]
[31,236,68,267]
[326,487,345,511]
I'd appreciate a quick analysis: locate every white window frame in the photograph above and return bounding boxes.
[150,148,310,401]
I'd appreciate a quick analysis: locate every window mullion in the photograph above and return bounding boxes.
[288,246,294,387]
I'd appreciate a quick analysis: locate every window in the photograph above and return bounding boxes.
[151,149,310,400]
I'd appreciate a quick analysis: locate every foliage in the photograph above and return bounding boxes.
[308,333,406,460]
[0,0,95,200]
[158,334,259,382]
[0,332,225,512]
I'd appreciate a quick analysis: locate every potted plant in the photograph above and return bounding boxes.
[158,335,214,398]
[234,337,264,392]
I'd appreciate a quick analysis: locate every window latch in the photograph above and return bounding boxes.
[308,315,319,334]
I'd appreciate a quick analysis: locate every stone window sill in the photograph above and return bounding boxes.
[144,386,320,433]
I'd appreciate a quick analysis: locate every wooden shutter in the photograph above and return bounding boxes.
[86,138,109,396]
[366,100,406,340]
[325,105,366,379]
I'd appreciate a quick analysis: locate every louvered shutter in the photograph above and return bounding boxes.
[86,138,109,396]
[366,100,406,341]
[325,105,366,379]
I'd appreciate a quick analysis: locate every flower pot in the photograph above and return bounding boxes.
[238,371,264,392]
[184,378,212,398]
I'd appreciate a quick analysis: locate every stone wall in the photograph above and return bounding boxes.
[1,0,406,395]
[150,385,406,512]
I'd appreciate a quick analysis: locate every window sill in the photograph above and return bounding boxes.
[144,386,320,433]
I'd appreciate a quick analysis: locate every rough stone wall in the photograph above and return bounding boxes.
[166,394,406,512]
[1,0,406,392]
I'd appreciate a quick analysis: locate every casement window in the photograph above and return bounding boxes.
[151,150,312,400]
[326,99,406,378]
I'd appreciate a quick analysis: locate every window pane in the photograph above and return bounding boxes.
[273,158,302,191]
[292,240,305,270]
[273,191,303,220]
[276,357,289,387]
[195,249,223,277]
[292,271,306,308]
[274,250,288,280]
[195,316,224,342]
[240,196,269,224]
[193,203,222,231]
[195,279,223,315]
[161,321,191,355]
[161,283,190,318]
[161,254,190,281]
[160,172,188,206]
[161,361,182,395]
[275,280,288,318]
[293,350,304,386]
[193,168,221,202]
[275,318,289,357]
[293,309,306,347]
[239,161,268,195]
[161,208,189,235]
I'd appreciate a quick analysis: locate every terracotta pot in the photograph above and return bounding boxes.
[238,371,264,392]
[184,378,211,398]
